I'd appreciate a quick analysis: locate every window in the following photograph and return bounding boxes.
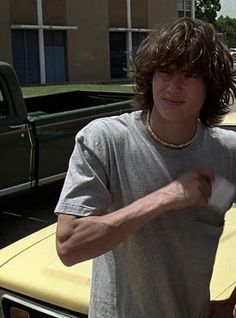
[44,31,67,83]
[185,0,192,11]
[11,30,40,85]
[0,86,8,119]
[178,0,192,18]
[109,32,127,78]
[132,32,147,54]
[178,0,191,10]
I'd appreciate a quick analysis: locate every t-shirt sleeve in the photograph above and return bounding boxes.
[55,120,111,217]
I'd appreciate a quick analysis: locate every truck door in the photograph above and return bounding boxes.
[0,73,33,196]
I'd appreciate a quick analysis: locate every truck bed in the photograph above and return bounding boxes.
[25,90,133,115]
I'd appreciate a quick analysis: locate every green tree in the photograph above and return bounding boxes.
[215,15,236,47]
[195,0,221,24]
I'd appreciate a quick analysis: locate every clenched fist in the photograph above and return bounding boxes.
[156,168,214,212]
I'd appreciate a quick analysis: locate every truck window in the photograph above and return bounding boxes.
[0,86,8,119]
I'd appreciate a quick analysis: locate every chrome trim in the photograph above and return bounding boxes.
[2,294,80,318]
[38,173,66,185]
[0,174,66,197]
[9,124,27,129]
[1,126,29,137]
[0,181,35,197]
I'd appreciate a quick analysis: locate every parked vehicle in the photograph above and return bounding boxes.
[0,202,235,317]
[0,62,132,197]
[0,223,91,318]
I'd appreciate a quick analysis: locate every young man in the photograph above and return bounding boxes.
[55,18,236,317]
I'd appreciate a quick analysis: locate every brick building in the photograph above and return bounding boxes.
[0,0,193,85]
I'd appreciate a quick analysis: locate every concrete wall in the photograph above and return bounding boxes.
[43,0,67,25]
[109,0,148,29]
[66,0,110,82]
[109,0,176,30]
[0,0,12,63]
[10,0,67,25]
[109,0,127,28]
[10,0,37,24]
[131,0,148,29]
[148,0,178,28]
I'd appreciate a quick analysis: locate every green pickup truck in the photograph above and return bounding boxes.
[0,62,132,197]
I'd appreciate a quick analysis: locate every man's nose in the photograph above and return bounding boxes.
[168,73,184,91]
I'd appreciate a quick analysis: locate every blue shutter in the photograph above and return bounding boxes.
[25,31,40,84]
[11,30,40,85]
[12,30,27,84]
[44,31,66,83]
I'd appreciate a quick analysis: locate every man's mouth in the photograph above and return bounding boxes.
[162,98,185,106]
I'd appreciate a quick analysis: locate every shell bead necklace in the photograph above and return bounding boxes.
[145,111,198,149]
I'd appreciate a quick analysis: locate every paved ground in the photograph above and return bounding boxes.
[0,180,63,249]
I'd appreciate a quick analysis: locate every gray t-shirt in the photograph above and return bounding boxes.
[55,111,236,318]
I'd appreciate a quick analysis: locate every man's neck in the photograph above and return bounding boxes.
[149,109,199,146]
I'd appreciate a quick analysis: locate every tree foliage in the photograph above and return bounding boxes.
[195,0,221,24]
[215,15,236,47]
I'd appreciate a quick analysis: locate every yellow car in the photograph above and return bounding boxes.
[0,223,91,317]
[0,204,235,318]
[0,114,236,318]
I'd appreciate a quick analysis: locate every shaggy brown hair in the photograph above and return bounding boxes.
[131,17,236,127]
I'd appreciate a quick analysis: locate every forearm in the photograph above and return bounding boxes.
[56,185,173,266]
[56,168,213,266]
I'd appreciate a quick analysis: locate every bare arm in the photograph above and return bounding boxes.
[56,168,214,266]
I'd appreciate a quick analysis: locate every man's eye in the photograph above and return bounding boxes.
[184,73,199,79]
[159,70,172,75]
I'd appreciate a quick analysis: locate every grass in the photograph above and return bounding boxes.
[21,83,134,97]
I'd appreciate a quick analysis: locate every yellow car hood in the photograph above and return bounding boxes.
[0,204,236,314]
[0,223,91,315]
[210,204,236,300]
[223,112,236,124]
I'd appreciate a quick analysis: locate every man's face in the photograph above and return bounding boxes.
[152,69,207,123]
